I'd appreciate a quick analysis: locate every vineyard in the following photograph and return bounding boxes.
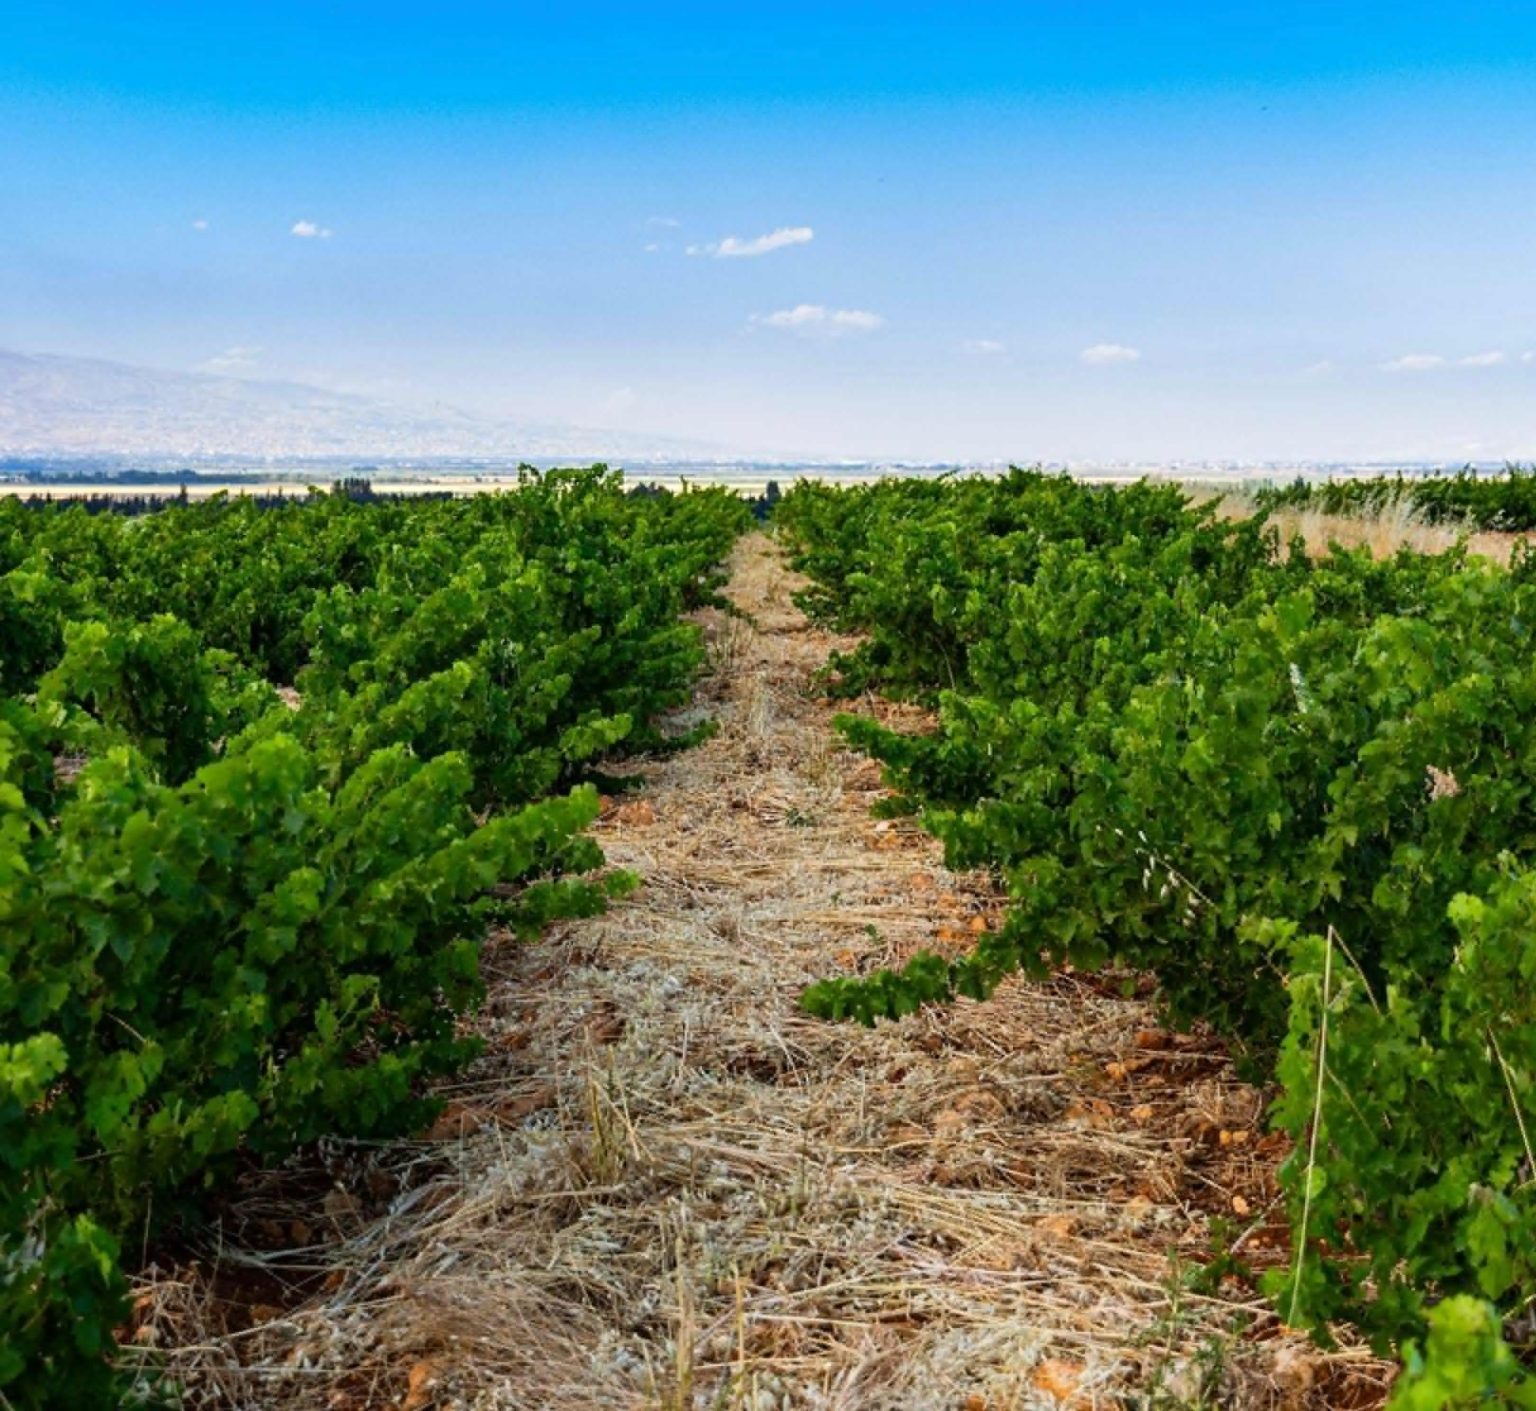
[0,469,751,1407]
[3,467,1534,1407]
[779,471,1536,1406]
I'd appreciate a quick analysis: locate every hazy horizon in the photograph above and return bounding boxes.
[7,4,1536,463]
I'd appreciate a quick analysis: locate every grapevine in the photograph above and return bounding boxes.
[0,469,751,1408]
[782,470,1536,1395]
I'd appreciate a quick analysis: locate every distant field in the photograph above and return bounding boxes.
[1,476,520,500]
[0,469,881,500]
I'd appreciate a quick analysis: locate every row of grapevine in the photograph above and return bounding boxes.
[1,468,752,1408]
[778,470,1535,1406]
[1254,466,1536,532]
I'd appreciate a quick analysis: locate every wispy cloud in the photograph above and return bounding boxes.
[646,215,682,228]
[1080,343,1141,365]
[752,304,884,336]
[962,338,1006,355]
[690,226,813,259]
[202,345,264,374]
[291,219,334,239]
[1380,351,1507,372]
[191,218,209,231]
[1302,360,1336,376]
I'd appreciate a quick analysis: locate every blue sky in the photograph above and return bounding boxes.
[5,2,1536,461]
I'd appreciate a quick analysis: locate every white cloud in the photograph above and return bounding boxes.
[191,218,209,231]
[291,219,334,239]
[202,345,264,374]
[643,242,661,253]
[646,215,682,228]
[1080,343,1141,365]
[689,225,814,259]
[1382,353,1446,372]
[1523,352,1536,364]
[1460,350,1506,367]
[962,338,1006,355]
[752,304,885,336]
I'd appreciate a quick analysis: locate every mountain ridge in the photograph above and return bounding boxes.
[0,349,729,464]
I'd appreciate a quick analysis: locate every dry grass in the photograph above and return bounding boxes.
[128,534,1394,1410]
[1209,489,1526,565]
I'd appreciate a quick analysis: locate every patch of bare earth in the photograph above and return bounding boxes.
[130,533,1392,1410]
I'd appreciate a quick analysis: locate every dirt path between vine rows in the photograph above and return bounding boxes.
[139,533,1391,1410]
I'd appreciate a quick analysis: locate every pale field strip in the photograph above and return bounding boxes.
[1,471,882,500]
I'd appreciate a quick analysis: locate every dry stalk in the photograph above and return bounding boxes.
[1288,925,1334,1330]
[1488,1026,1536,1190]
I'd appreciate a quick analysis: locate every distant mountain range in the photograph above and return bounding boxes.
[0,349,726,465]
[1,350,1487,482]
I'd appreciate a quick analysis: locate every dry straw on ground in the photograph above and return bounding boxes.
[129,534,1393,1410]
